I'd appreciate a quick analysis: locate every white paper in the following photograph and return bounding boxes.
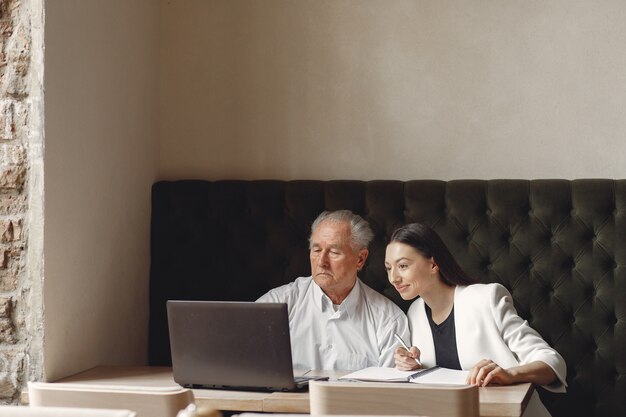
[339,367,470,385]
[338,367,420,382]
[410,368,469,386]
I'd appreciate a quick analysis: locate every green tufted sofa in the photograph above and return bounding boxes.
[149,179,626,417]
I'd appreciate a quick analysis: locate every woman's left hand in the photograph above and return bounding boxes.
[466,359,515,386]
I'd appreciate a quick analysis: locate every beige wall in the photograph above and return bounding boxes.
[160,0,626,180]
[40,0,626,381]
[44,1,159,380]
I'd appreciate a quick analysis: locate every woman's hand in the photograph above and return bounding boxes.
[394,346,422,371]
[467,359,558,387]
[467,359,515,386]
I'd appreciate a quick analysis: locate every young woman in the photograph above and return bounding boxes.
[385,223,566,417]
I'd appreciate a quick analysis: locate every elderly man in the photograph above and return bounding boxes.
[257,210,410,371]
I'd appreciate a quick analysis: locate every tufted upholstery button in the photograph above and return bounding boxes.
[527,209,533,216]
[486,209,492,215]
[569,315,576,325]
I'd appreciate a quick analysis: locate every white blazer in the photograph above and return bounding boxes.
[408,283,567,417]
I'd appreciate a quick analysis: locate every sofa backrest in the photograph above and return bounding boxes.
[149,179,626,417]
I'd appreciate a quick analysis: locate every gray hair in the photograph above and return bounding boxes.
[309,210,374,251]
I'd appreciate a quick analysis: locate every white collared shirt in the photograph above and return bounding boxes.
[257,276,410,371]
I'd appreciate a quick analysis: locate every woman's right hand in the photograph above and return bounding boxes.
[394,346,422,371]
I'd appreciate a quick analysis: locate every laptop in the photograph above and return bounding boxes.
[167,300,324,392]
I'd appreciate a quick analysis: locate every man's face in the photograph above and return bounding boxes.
[309,220,368,297]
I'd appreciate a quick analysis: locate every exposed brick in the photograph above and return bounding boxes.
[12,100,29,137]
[1,65,27,97]
[0,350,23,374]
[0,247,21,269]
[0,376,17,399]
[0,222,9,243]
[0,0,17,34]
[8,23,30,66]
[0,166,25,190]
[0,100,30,140]
[0,0,40,402]
[0,349,23,399]
[0,219,21,242]
[0,246,22,292]
[0,0,12,21]
[0,191,26,215]
[0,144,25,165]
[0,297,11,317]
[0,19,11,37]
[0,101,15,140]
[1,16,31,99]
[0,295,17,344]
[0,318,15,343]
[0,272,17,292]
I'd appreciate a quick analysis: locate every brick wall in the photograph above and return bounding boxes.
[0,0,43,403]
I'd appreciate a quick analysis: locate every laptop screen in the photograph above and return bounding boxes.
[167,300,300,391]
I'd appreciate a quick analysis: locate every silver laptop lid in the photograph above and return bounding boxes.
[167,300,297,391]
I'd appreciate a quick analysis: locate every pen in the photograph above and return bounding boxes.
[393,333,422,366]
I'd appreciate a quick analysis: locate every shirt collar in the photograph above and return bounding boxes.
[340,278,361,319]
[312,279,326,311]
[311,276,362,318]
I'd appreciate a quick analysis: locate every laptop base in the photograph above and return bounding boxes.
[184,376,329,393]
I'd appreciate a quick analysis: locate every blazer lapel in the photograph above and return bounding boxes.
[411,299,437,368]
[453,285,476,369]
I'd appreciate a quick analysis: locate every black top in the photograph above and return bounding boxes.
[425,304,462,370]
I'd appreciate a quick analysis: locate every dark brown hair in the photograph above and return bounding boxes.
[389,223,477,286]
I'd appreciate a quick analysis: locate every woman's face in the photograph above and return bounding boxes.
[385,241,439,300]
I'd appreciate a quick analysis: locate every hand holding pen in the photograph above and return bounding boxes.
[393,333,422,370]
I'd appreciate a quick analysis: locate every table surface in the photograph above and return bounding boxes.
[43,366,533,417]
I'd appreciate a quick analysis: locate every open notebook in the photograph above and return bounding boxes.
[339,366,470,385]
